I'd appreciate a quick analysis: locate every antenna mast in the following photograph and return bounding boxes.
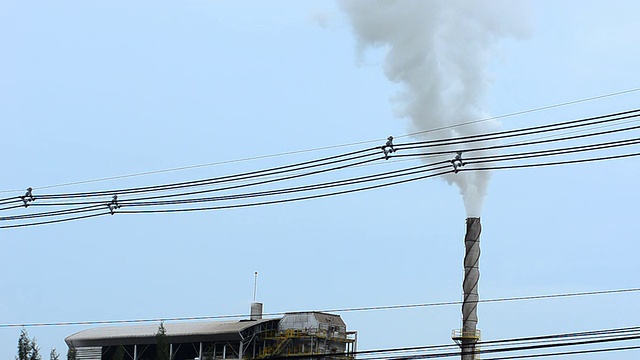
[253,271,258,301]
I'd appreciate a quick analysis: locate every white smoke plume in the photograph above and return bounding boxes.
[340,0,529,216]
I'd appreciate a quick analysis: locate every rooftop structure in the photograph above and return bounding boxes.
[65,307,356,360]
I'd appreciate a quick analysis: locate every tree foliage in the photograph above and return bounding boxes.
[16,329,41,360]
[50,349,60,360]
[66,345,76,360]
[17,329,30,360]
[156,322,171,360]
[29,339,41,360]
[113,346,125,360]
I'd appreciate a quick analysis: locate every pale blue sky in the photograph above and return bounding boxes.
[1,1,640,359]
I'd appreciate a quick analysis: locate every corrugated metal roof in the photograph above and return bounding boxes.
[65,318,278,347]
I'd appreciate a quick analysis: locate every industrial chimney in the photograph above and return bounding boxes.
[453,217,481,360]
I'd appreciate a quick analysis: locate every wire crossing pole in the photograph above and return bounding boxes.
[453,217,481,360]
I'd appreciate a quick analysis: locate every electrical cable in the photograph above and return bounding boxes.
[114,169,454,214]
[38,136,638,211]
[1,108,636,210]
[460,137,640,164]
[0,204,107,221]
[0,168,452,227]
[11,155,388,209]
[458,151,640,172]
[35,148,382,200]
[377,334,640,360]
[0,212,111,229]
[398,87,640,139]
[397,119,640,156]
[208,328,640,360]
[2,108,639,227]
[1,89,638,196]
[121,162,450,208]
[398,109,640,148]
[480,345,640,360]
[1,287,636,328]
[3,145,639,226]
[9,110,639,208]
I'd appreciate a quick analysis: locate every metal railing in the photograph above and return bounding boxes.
[451,329,481,341]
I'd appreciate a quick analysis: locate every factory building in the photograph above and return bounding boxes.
[65,306,357,360]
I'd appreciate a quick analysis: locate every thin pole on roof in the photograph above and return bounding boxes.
[253,271,258,302]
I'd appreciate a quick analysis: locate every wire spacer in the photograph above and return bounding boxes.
[20,187,35,207]
[381,135,396,160]
[450,151,465,173]
[108,195,121,215]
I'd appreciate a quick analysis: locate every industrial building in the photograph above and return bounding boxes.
[65,305,357,360]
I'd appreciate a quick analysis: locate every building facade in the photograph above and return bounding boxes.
[65,311,356,360]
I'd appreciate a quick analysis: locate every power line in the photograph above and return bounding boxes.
[481,345,640,360]
[2,148,638,227]
[36,148,382,200]
[399,109,640,148]
[3,143,639,227]
[5,109,638,207]
[360,336,640,360]
[395,122,640,159]
[459,151,640,172]
[2,88,638,195]
[399,87,640,139]
[267,329,640,360]
[2,107,639,228]
[1,287,637,328]
[2,108,637,207]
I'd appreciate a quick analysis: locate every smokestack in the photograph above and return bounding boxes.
[453,217,481,360]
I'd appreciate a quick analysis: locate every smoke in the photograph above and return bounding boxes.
[340,0,529,216]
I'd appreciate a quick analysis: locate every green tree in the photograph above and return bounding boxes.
[29,337,41,360]
[204,345,214,360]
[113,346,125,360]
[156,322,170,360]
[66,345,76,360]
[16,329,31,360]
[16,329,41,360]
[50,349,60,360]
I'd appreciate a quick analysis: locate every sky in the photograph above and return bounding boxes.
[1,1,640,359]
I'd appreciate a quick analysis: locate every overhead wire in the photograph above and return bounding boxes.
[2,108,639,228]
[460,137,640,164]
[480,345,640,360]
[5,108,639,207]
[32,135,639,212]
[354,335,640,360]
[459,152,640,172]
[3,108,637,205]
[297,326,640,360]
[2,146,637,227]
[398,87,640,139]
[0,212,111,229]
[120,162,451,208]
[1,287,637,328]
[115,168,454,214]
[398,108,640,148]
[2,146,639,226]
[35,147,382,199]
[1,88,638,197]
